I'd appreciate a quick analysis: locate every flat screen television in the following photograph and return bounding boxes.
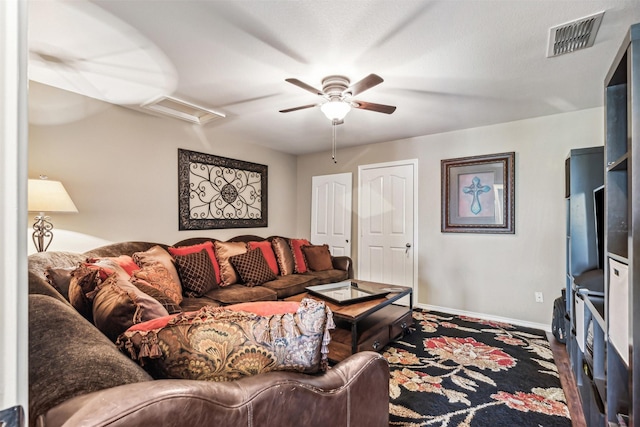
[593,185,605,269]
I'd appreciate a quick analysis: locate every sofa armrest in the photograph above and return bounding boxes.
[332,256,354,279]
[37,352,389,427]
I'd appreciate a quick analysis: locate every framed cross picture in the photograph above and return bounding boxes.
[441,152,515,234]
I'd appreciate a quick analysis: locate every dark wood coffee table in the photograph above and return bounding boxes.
[287,280,413,362]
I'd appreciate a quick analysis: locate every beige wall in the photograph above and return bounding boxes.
[29,98,605,326]
[29,100,298,251]
[296,108,604,325]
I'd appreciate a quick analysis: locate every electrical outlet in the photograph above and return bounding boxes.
[535,292,544,303]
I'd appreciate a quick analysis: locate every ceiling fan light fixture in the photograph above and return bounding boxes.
[321,100,351,121]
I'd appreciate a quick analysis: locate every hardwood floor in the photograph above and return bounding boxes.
[547,332,587,427]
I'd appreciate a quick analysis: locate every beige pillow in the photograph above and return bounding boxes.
[214,241,247,286]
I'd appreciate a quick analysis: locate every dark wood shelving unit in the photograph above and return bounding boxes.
[565,145,605,426]
[601,21,640,427]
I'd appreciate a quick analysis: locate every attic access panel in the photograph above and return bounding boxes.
[178,149,267,229]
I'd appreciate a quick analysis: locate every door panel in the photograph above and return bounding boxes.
[359,161,417,305]
[311,173,352,257]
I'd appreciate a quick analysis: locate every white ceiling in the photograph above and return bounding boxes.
[28,0,640,155]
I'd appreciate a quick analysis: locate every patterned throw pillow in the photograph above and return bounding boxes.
[130,262,183,305]
[173,249,217,297]
[301,244,334,271]
[131,281,182,315]
[117,298,335,381]
[133,245,183,290]
[247,241,279,275]
[271,237,295,276]
[214,241,247,286]
[289,238,311,273]
[229,248,277,287]
[168,241,221,285]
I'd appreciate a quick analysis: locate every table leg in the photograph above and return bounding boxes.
[351,321,358,355]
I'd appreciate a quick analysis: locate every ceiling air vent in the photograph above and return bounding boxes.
[141,95,225,125]
[547,11,604,57]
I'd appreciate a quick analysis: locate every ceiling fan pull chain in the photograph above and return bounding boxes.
[332,120,337,163]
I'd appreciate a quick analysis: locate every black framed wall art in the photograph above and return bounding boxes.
[178,148,268,230]
[441,152,515,234]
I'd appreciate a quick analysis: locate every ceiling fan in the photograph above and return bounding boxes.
[279,74,396,124]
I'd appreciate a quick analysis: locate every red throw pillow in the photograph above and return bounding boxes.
[289,238,311,273]
[247,241,279,275]
[168,241,221,285]
[86,255,140,276]
[227,301,300,316]
[84,258,132,281]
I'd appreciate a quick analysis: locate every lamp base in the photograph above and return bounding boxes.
[32,213,53,252]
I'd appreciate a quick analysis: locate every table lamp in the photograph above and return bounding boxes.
[28,176,78,252]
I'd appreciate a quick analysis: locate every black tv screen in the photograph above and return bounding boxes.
[593,185,605,269]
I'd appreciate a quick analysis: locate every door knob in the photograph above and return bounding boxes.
[405,243,411,254]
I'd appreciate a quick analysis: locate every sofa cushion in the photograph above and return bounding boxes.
[230,248,277,287]
[179,296,221,312]
[301,244,333,271]
[173,249,218,297]
[168,241,221,285]
[262,274,318,299]
[117,298,334,381]
[204,284,277,305]
[133,245,182,290]
[304,269,349,285]
[130,262,183,305]
[29,294,152,423]
[271,237,295,276]
[247,240,279,275]
[214,241,247,286]
[93,274,169,342]
[289,238,310,273]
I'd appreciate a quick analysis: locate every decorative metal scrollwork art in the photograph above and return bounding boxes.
[178,149,268,229]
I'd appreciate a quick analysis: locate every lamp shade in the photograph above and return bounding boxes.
[28,179,78,213]
[321,100,351,121]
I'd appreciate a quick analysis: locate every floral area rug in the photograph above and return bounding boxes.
[383,309,572,427]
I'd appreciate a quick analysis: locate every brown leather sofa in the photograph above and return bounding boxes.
[28,237,389,427]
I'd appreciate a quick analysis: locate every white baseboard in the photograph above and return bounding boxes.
[415,302,551,333]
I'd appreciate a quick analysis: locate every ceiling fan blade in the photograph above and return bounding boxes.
[285,78,324,96]
[353,100,396,114]
[279,103,318,113]
[343,74,383,97]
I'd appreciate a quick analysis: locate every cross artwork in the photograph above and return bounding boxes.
[442,152,514,233]
[462,176,491,215]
